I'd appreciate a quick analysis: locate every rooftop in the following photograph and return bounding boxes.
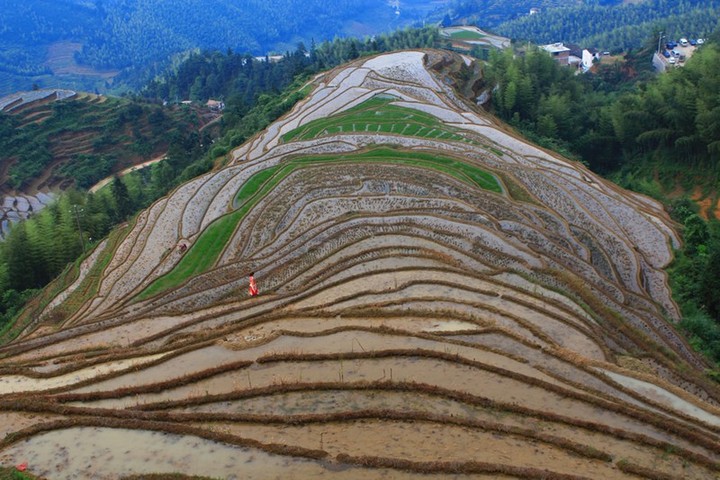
[542,43,571,54]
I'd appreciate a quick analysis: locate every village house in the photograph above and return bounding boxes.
[541,43,571,66]
[206,99,225,112]
[581,48,600,71]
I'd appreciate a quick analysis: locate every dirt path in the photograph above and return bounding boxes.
[89,154,167,193]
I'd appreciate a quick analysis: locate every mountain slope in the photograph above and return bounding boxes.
[494,0,719,52]
[0,0,437,95]
[0,88,209,239]
[1,50,719,479]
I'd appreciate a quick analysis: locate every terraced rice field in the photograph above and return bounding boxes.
[1,50,719,479]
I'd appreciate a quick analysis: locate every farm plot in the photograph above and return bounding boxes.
[1,49,719,479]
[139,147,502,300]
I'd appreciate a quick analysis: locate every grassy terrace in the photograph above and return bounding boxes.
[138,147,501,300]
[448,30,486,40]
[281,96,471,144]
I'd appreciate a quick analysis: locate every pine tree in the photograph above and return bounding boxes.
[112,176,133,221]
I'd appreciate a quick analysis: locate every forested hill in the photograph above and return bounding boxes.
[427,0,584,29]
[0,0,437,95]
[76,0,417,69]
[494,0,720,52]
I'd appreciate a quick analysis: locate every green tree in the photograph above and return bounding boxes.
[684,214,709,255]
[701,247,720,318]
[4,222,39,289]
[536,114,558,138]
[112,176,134,221]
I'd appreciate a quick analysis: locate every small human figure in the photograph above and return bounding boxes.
[248,272,259,297]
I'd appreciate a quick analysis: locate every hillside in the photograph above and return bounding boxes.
[0,89,210,191]
[494,0,719,52]
[0,89,211,237]
[433,0,718,51]
[0,0,441,95]
[1,50,719,479]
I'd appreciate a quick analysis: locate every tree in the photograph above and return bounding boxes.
[701,247,720,318]
[112,176,133,221]
[536,114,558,138]
[684,214,709,256]
[4,222,39,290]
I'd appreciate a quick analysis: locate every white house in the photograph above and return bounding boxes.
[581,49,600,72]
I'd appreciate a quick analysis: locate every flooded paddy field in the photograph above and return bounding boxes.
[1,50,719,478]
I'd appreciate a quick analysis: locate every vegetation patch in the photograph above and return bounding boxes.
[448,30,486,40]
[0,465,36,480]
[281,95,471,144]
[0,97,200,190]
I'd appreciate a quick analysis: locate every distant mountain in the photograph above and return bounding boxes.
[426,0,589,30]
[492,0,720,52]
[0,0,444,95]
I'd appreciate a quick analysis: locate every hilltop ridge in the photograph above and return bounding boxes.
[1,50,719,479]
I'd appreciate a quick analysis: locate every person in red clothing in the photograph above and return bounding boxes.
[248,272,259,297]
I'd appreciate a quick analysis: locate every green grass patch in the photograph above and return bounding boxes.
[138,146,501,300]
[489,147,504,157]
[448,30,486,40]
[281,95,470,145]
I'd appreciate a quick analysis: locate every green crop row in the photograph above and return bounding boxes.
[281,95,469,144]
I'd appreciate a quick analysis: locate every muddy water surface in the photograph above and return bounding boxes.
[7,317,184,367]
[70,329,565,396]
[0,412,63,438]
[0,352,169,394]
[73,355,692,448]
[0,427,467,480]
[222,316,482,345]
[179,389,506,420]
[601,369,720,427]
[209,420,626,480]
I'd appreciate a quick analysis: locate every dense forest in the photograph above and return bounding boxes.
[0,0,96,77]
[428,0,586,29]
[484,37,720,171]
[494,0,720,53]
